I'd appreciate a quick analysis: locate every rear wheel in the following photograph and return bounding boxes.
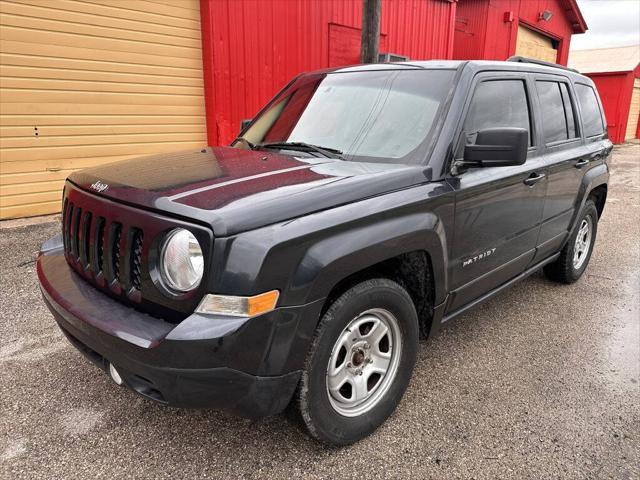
[296,278,419,446]
[544,199,598,283]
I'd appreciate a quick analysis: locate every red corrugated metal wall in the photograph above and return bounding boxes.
[454,0,575,65]
[452,1,489,61]
[587,72,635,144]
[200,0,457,145]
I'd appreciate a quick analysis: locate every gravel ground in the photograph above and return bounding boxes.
[1,144,638,479]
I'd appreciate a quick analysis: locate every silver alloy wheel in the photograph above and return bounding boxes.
[326,308,402,417]
[573,217,592,270]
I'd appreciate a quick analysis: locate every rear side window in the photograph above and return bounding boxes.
[463,79,532,145]
[575,84,605,137]
[536,81,578,143]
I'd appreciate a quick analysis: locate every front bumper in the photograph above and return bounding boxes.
[37,235,324,418]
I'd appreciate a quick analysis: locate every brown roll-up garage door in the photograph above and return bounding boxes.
[625,79,640,141]
[515,25,558,64]
[0,0,207,219]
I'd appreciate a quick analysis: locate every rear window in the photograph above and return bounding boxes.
[575,84,605,137]
[536,81,578,143]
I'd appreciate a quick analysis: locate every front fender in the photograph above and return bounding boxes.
[291,210,448,306]
[210,182,453,308]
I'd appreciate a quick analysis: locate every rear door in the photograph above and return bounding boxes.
[532,75,584,260]
[534,77,609,261]
[445,72,547,313]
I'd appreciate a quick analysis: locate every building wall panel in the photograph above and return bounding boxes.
[453,0,488,60]
[587,72,635,144]
[454,0,576,65]
[200,0,457,145]
[0,0,207,219]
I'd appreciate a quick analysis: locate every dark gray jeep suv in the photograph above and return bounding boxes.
[37,58,611,445]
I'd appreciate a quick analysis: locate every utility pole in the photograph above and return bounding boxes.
[360,0,381,64]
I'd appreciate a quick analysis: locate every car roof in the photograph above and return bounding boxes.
[330,60,464,72]
[326,59,591,82]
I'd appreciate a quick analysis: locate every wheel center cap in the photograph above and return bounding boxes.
[352,350,365,366]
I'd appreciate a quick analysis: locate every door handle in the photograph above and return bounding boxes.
[575,158,590,168]
[524,173,546,186]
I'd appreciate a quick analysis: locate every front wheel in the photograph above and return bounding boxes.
[544,199,599,283]
[295,278,419,446]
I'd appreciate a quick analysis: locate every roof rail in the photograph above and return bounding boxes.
[506,56,580,74]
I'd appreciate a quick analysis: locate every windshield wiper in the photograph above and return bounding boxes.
[256,141,343,159]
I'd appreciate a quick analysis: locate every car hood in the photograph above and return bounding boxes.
[68,146,432,236]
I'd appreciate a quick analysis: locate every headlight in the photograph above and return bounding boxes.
[160,228,204,292]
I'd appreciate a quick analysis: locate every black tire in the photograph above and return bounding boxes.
[295,278,419,446]
[544,199,598,284]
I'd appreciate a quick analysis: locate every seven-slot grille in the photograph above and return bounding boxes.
[60,182,212,322]
[62,197,144,302]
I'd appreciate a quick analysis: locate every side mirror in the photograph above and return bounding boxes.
[461,127,528,168]
[240,118,252,132]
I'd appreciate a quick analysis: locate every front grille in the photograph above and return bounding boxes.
[95,217,105,274]
[60,182,212,322]
[130,229,143,291]
[110,222,122,283]
[80,211,92,267]
[62,200,143,301]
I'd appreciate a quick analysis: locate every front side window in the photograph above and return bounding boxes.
[239,69,456,163]
[462,79,532,146]
[575,83,605,137]
[536,80,578,143]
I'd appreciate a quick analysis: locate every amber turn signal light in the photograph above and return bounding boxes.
[196,290,280,317]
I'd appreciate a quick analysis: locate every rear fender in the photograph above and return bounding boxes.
[570,162,608,232]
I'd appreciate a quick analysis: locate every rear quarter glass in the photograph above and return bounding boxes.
[575,83,605,137]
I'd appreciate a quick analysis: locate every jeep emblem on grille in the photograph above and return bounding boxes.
[90,181,109,193]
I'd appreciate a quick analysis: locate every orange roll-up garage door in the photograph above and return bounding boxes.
[0,0,207,219]
[625,79,640,141]
[515,25,558,64]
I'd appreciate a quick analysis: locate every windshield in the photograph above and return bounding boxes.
[237,69,455,163]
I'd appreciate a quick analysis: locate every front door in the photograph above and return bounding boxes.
[446,74,547,313]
